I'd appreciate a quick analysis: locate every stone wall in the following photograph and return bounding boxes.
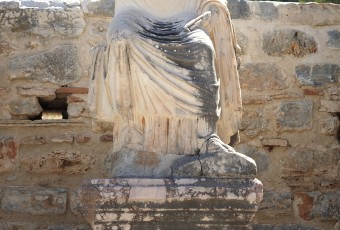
[0,0,339,229]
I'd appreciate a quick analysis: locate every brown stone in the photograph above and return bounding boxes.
[100,134,113,142]
[271,92,303,99]
[319,100,340,113]
[0,137,17,159]
[0,136,17,173]
[294,192,315,220]
[22,150,95,174]
[281,146,338,181]
[75,135,91,144]
[239,63,287,91]
[261,138,288,147]
[56,87,89,94]
[67,95,85,103]
[303,88,324,96]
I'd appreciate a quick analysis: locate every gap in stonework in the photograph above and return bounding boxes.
[31,94,68,120]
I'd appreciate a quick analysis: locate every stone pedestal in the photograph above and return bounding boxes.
[78,178,263,230]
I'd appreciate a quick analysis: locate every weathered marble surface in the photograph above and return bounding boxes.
[78,178,263,229]
[88,0,256,180]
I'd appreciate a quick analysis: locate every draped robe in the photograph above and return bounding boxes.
[89,0,242,155]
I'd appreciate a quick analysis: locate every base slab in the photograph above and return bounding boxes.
[78,178,263,230]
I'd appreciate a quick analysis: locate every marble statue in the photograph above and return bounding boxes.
[88,0,256,178]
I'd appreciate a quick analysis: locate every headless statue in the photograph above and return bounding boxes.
[89,0,256,178]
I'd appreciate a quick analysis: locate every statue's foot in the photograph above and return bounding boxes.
[171,135,257,179]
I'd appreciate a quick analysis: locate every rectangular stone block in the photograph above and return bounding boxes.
[78,178,263,229]
[56,87,89,94]
[16,87,56,97]
[279,3,340,26]
[319,100,340,113]
[21,150,95,174]
[276,100,313,131]
[1,186,67,215]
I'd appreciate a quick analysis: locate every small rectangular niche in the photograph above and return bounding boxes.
[32,94,68,121]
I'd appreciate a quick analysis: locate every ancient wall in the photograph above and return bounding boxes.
[0,0,339,229]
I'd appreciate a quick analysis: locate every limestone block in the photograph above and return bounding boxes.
[263,30,317,57]
[9,45,81,85]
[81,0,115,17]
[281,146,338,179]
[21,150,95,174]
[239,63,287,91]
[0,2,85,37]
[0,136,18,173]
[227,0,251,19]
[276,100,313,130]
[320,117,340,136]
[250,2,279,20]
[1,186,67,215]
[295,64,339,87]
[78,178,263,229]
[240,109,267,137]
[294,191,340,221]
[327,30,340,49]
[16,87,56,98]
[278,3,340,26]
[8,96,42,119]
[236,144,269,174]
[34,9,85,37]
[67,102,88,118]
[0,41,16,56]
[319,100,340,113]
[261,138,288,147]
